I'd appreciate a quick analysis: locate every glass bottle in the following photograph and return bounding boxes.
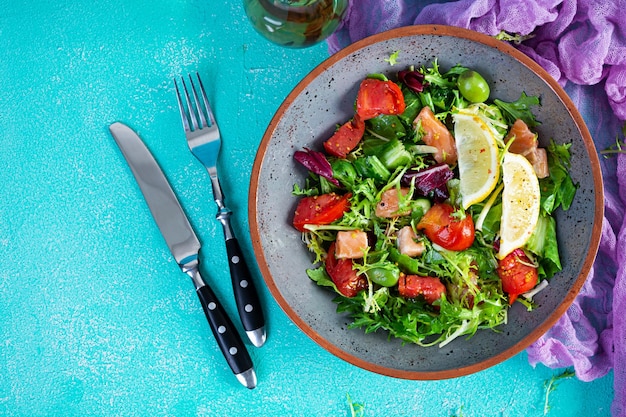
[243,0,348,48]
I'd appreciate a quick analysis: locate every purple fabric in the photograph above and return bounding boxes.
[328,1,626,415]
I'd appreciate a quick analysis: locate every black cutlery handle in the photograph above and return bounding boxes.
[226,238,266,333]
[195,280,255,385]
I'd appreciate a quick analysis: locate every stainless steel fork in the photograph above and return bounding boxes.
[174,73,266,348]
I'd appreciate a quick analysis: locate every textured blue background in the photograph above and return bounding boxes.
[0,1,613,416]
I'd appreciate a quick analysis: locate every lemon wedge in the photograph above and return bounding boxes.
[453,112,500,209]
[498,152,541,259]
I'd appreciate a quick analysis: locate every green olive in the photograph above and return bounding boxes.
[457,69,490,103]
[366,265,400,287]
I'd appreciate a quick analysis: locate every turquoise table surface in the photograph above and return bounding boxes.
[0,1,614,416]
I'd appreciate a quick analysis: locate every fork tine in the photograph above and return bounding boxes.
[174,78,191,132]
[194,73,216,127]
[188,74,208,129]
[180,76,199,131]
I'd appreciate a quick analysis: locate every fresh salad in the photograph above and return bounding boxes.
[291,58,577,347]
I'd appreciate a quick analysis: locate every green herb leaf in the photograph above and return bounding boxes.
[540,140,578,214]
[385,50,400,66]
[494,30,534,44]
[600,125,626,157]
[306,266,335,289]
[346,393,365,417]
[494,92,541,127]
[543,368,575,415]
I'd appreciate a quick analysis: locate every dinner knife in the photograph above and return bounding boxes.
[109,122,256,389]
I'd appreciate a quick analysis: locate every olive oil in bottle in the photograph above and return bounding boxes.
[243,0,348,48]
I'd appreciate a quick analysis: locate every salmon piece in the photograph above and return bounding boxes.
[375,188,411,218]
[505,119,549,178]
[505,119,538,156]
[526,147,549,179]
[335,230,368,259]
[397,226,425,257]
[414,106,457,164]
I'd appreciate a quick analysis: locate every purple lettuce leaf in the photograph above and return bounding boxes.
[398,70,426,93]
[401,163,454,201]
[294,148,340,187]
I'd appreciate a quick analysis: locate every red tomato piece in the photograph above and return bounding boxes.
[397,274,446,304]
[356,78,406,121]
[496,248,539,304]
[413,106,457,165]
[323,115,365,158]
[416,203,475,251]
[292,193,351,232]
[325,242,368,297]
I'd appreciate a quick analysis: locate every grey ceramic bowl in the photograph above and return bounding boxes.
[249,26,603,379]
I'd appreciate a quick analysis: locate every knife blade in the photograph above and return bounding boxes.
[109,122,256,389]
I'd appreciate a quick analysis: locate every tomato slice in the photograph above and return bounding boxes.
[325,242,367,297]
[356,78,406,121]
[416,203,475,251]
[292,193,351,232]
[323,115,365,158]
[496,248,539,304]
[397,274,446,304]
